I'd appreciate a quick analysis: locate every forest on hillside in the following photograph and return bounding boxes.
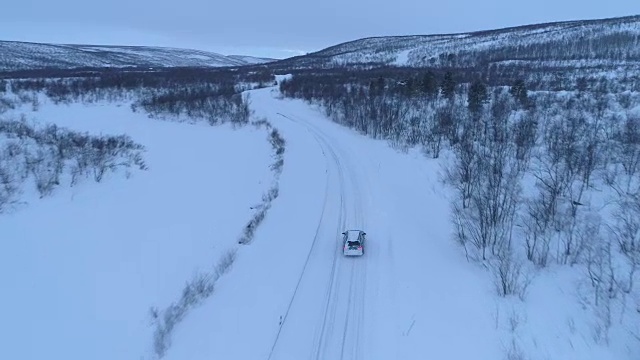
[279,66,640,345]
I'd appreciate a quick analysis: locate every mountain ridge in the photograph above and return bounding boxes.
[0,40,276,71]
[2,14,639,76]
[266,14,640,70]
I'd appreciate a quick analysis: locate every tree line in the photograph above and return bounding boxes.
[5,68,275,125]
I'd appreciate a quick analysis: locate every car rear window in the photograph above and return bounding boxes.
[347,241,361,247]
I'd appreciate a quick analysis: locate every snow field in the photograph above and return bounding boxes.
[0,97,274,360]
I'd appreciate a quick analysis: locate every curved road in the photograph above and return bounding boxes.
[251,87,501,360]
[267,112,370,360]
[165,87,503,360]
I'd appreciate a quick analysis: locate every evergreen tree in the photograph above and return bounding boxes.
[421,71,438,99]
[440,71,456,101]
[509,79,529,108]
[468,80,488,114]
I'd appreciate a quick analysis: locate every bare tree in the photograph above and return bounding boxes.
[422,102,453,158]
[585,235,616,344]
[446,124,479,209]
[608,195,640,294]
[29,148,61,198]
[450,92,524,261]
[512,110,538,173]
[490,247,531,300]
[521,195,553,267]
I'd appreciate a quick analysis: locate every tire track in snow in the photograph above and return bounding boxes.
[275,113,345,359]
[285,113,368,360]
[268,113,349,360]
[271,112,369,360]
[276,113,350,359]
[266,114,333,360]
[326,129,367,360]
[311,131,347,360]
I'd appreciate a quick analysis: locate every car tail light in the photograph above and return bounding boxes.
[358,246,362,250]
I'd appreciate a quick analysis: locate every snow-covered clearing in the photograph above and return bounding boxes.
[0,98,274,360]
[393,49,412,66]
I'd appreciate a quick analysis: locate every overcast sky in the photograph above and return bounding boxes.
[0,1,637,59]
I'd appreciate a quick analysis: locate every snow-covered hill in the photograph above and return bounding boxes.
[270,14,640,70]
[0,41,275,71]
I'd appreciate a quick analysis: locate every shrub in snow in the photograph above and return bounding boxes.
[0,116,148,207]
[151,271,215,358]
[29,148,62,198]
[268,128,286,174]
[149,117,285,357]
[238,186,279,245]
[489,249,532,300]
[150,249,237,358]
[238,119,286,245]
[0,151,21,212]
[0,97,16,113]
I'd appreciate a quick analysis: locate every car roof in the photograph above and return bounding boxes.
[344,230,363,241]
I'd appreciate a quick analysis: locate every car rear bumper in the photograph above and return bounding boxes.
[343,250,363,256]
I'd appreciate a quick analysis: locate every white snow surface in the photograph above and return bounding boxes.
[163,87,502,360]
[0,99,274,360]
[1,86,636,360]
[393,49,412,66]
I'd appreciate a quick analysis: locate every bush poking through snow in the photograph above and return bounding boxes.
[238,186,279,245]
[215,249,237,279]
[0,153,21,213]
[151,272,215,358]
[0,96,16,114]
[268,128,286,174]
[150,248,238,359]
[505,338,528,360]
[238,118,286,245]
[149,118,285,357]
[490,250,532,300]
[0,117,147,210]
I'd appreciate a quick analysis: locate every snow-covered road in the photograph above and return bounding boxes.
[267,111,371,360]
[166,87,501,359]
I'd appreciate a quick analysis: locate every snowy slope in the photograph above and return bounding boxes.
[227,54,278,65]
[0,98,274,360]
[270,14,640,69]
[0,41,276,71]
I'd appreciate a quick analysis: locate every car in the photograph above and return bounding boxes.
[342,229,366,256]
